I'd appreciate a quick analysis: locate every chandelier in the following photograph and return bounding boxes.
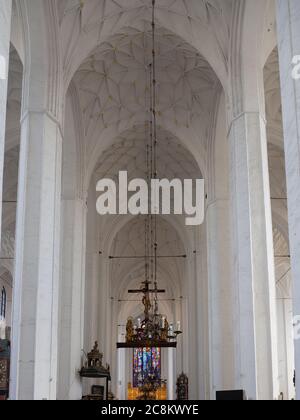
[117,0,182,350]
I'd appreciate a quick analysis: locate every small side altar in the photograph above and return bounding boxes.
[0,339,10,400]
[80,342,111,400]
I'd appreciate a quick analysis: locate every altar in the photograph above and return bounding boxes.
[128,383,167,401]
[80,342,111,400]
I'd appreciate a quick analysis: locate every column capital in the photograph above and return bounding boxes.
[20,109,64,141]
[206,197,229,210]
[227,111,267,139]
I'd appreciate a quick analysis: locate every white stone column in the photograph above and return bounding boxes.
[117,325,126,400]
[104,260,112,362]
[284,299,296,399]
[0,0,12,241]
[95,240,105,333]
[229,112,278,400]
[167,348,175,400]
[206,198,235,398]
[276,295,295,399]
[197,223,210,400]
[10,111,62,400]
[110,297,118,395]
[84,251,100,350]
[186,247,199,400]
[174,298,183,378]
[58,198,87,400]
[181,294,189,376]
[84,184,100,352]
[276,0,300,400]
[9,0,64,400]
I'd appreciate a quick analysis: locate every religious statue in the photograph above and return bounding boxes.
[87,341,103,368]
[160,319,169,342]
[142,294,152,319]
[126,318,135,342]
[177,373,188,401]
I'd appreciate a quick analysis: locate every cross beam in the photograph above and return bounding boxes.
[128,289,165,294]
[128,280,165,295]
[109,255,186,260]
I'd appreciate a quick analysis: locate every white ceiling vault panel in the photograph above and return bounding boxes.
[74,26,218,141]
[59,0,232,92]
[94,125,201,181]
[58,0,233,30]
[109,216,185,299]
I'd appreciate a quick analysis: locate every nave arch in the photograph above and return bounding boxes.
[3,0,297,401]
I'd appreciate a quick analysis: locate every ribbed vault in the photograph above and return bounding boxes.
[58,0,233,89]
[73,26,220,156]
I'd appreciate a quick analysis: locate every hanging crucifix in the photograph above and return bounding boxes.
[128,280,165,321]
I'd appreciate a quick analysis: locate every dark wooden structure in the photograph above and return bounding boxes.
[176,373,188,401]
[0,339,10,400]
[80,342,111,400]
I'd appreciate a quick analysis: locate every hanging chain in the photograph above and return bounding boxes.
[143,0,159,322]
[144,30,150,287]
[151,0,159,318]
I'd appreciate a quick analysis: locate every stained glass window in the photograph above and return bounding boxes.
[133,347,161,388]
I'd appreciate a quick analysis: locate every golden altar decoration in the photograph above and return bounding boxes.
[128,382,167,401]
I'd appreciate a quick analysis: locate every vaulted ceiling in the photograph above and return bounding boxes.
[5,46,22,152]
[74,27,218,141]
[264,48,283,149]
[3,1,291,302]
[71,25,220,183]
[109,216,185,321]
[94,126,201,182]
[58,0,233,88]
